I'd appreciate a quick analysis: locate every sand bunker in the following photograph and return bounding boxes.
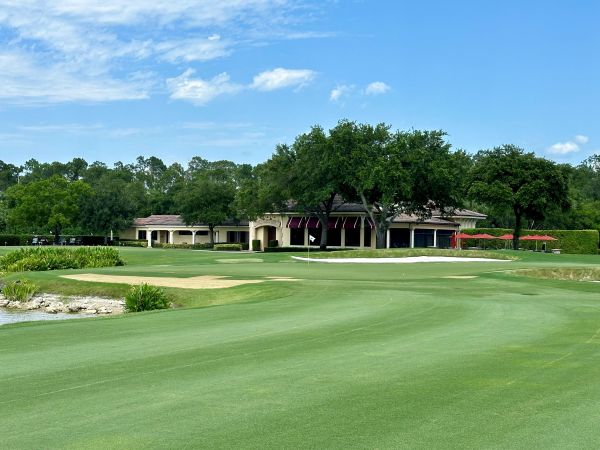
[292,256,510,264]
[61,274,284,289]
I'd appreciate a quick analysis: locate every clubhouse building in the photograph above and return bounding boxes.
[122,204,486,250]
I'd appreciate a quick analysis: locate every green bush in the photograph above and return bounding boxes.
[125,283,170,312]
[268,239,279,248]
[213,243,242,251]
[251,239,261,251]
[0,247,125,272]
[117,239,147,247]
[461,228,599,254]
[241,242,249,250]
[2,279,38,301]
[152,242,214,249]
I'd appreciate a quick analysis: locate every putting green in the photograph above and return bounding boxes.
[1,248,599,448]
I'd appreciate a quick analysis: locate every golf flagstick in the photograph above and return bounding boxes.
[308,234,316,266]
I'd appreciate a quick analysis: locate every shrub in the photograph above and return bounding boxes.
[268,239,279,248]
[117,239,147,248]
[251,239,261,251]
[2,279,38,301]
[192,243,214,249]
[213,243,242,251]
[125,283,170,312]
[241,242,249,251]
[0,247,125,272]
[462,228,599,254]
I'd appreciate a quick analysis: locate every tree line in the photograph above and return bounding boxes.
[1,120,598,249]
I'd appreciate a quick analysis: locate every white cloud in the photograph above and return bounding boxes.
[166,69,243,105]
[365,81,390,95]
[156,36,232,63]
[574,135,589,144]
[547,141,579,155]
[0,51,149,104]
[251,68,316,91]
[168,67,316,104]
[329,84,352,102]
[0,1,311,103]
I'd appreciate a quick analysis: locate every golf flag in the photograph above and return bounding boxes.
[309,234,316,243]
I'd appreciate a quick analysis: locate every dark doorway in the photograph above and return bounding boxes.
[436,230,455,248]
[389,228,410,248]
[414,229,434,248]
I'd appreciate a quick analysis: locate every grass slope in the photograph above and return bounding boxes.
[1,247,600,448]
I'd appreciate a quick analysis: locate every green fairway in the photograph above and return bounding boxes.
[1,248,600,448]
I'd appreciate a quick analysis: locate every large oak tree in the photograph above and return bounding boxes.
[468,145,570,249]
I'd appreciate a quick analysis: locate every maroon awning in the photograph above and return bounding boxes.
[305,217,320,228]
[286,217,304,228]
[342,216,360,229]
[327,217,342,229]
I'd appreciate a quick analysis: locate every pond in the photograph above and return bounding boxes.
[0,308,93,326]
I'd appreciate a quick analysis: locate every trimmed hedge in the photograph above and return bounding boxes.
[252,240,261,251]
[0,234,110,246]
[116,239,147,247]
[213,243,242,251]
[461,228,599,254]
[0,247,125,272]
[0,234,52,246]
[153,242,214,249]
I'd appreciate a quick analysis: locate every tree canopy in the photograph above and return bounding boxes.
[468,145,570,249]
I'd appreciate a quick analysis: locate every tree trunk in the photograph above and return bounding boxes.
[358,192,391,249]
[54,224,61,245]
[375,226,387,249]
[315,210,330,250]
[319,225,328,250]
[512,209,522,250]
[209,225,215,246]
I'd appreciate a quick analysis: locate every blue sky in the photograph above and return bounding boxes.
[0,0,598,167]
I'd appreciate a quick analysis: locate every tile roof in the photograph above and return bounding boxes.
[133,215,248,227]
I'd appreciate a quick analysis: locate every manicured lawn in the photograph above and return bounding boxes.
[1,247,599,448]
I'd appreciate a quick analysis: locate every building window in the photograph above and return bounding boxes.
[436,230,455,249]
[290,228,304,245]
[196,230,208,236]
[227,231,249,243]
[178,230,192,235]
[364,228,372,247]
[151,230,157,240]
[138,230,147,240]
[345,228,360,247]
[414,229,434,248]
[328,228,341,246]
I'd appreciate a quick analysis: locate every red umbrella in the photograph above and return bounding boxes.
[520,234,549,251]
[520,235,543,240]
[453,232,474,250]
[454,232,474,239]
[497,234,513,240]
[538,235,557,241]
[470,233,495,239]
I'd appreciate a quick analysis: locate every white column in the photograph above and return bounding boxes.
[433,229,437,248]
[386,229,390,249]
[359,217,365,248]
[191,230,197,245]
[168,230,174,244]
[147,229,152,248]
[341,228,346,248]
[410,226,415,248]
